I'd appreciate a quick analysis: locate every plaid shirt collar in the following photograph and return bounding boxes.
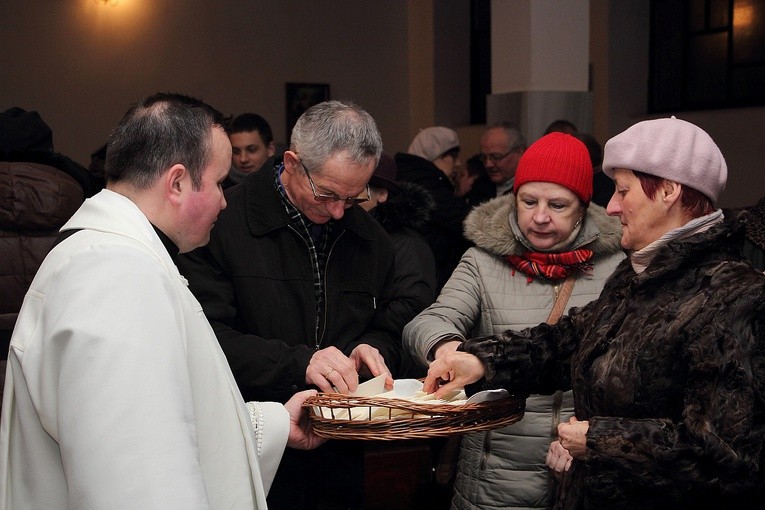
[275,165,335,347]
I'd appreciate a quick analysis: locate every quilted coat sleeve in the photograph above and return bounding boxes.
[403,248,485,366]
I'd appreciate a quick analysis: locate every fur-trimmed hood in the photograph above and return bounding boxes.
[371,181,435,234]
[463,193,623,257]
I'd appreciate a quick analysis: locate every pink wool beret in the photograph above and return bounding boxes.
[602,116,727,203]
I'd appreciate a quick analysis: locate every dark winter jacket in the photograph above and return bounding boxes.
[462,171,503,208]
[463,212,765,509]
[371,181,436,335]
[590,171,613,208]
[177,165,399,404]
[395,152,471,291]
[1,149,91,335]
[0,149,90,411]
[371,182,437,378]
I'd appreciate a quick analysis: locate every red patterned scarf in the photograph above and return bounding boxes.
[505,249,594,282]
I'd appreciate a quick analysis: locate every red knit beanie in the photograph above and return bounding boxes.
[513,132,593,205]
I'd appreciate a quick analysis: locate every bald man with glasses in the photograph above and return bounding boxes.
[178,100,398,509]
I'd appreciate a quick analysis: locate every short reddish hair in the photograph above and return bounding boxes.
[634,170,714,218]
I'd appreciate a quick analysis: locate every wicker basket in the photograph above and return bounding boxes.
[303,392,526,441]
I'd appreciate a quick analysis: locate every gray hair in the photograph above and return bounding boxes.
[290,100,382,174]
[489,121,527,151]
[105,92,228,191]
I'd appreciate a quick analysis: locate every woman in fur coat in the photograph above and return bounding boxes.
[404,133,625,508]
[425,118,765,509]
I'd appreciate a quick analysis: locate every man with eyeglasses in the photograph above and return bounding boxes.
[178,100,398,509]
[464,121,528,206]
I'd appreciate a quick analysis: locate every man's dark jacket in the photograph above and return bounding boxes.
[371,182,437,378]
[178,164,399,403]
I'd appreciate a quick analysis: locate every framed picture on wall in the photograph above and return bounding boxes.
[285,83,330,142]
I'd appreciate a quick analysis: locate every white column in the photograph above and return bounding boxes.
[488,0,592,142]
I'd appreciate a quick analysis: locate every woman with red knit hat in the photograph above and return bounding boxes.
[404,132,625,509]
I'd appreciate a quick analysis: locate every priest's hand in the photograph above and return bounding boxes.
[284,390,326,450]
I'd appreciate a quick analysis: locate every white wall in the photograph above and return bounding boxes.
[491,0,590,93]
[488,0,592,144]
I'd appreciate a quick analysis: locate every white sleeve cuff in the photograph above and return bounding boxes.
[245,401,289,494]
